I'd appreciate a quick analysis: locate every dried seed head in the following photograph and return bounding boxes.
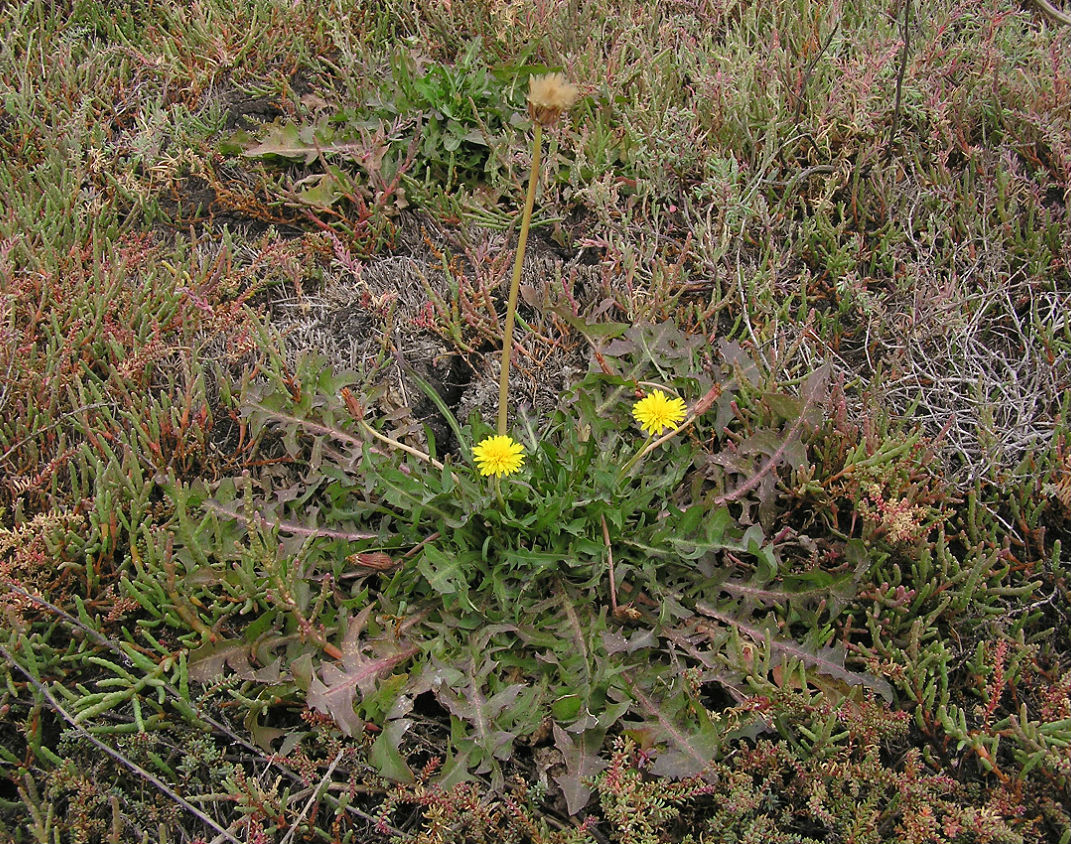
[527,72,580,126]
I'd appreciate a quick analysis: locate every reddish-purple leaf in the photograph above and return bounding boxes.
[696,601,893,701]
[188,639,253,683]
[307,610,418,737]
[628,682,718,779]
[552,725,608,816]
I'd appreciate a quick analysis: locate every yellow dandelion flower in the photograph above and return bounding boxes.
[473,435,525,477]
[527,72,580,126]
[632,389,687,437]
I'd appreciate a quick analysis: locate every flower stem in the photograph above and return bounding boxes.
[617,414,698,480]
[618,434,654,479]
[497,122,543,435]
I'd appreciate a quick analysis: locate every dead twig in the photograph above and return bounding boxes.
[203,500,378,542]
[886,0,913,163]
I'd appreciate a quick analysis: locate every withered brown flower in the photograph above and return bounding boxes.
[527,72,580,126]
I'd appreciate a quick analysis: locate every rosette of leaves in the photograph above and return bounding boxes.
[234,38,539,217]
[174,330,894,810]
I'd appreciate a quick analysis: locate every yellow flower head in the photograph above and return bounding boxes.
[632,389,687,437]
[473,435,525,477]
[527,72,580,126]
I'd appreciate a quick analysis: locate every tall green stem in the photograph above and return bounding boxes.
[497,122,543,435]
